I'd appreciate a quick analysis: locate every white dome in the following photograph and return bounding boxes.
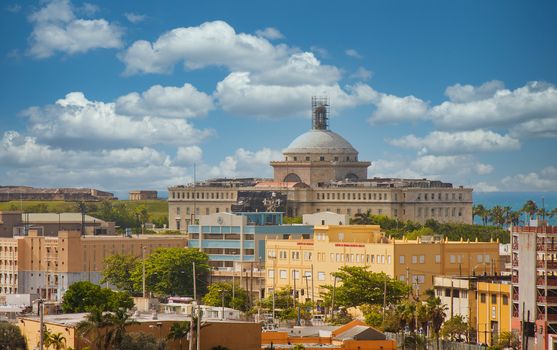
[284,129,358,155]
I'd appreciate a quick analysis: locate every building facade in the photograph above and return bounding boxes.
[511,225,557,350]
[264,225,500,304]
[0,186,115,201]
[129,190,158,200]
[168,99,473,231]
[0,229,187,301]
[0,211,116,237]
[433,276,511,344]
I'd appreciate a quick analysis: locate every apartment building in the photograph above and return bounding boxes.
[0,229,187,301]
[477,281,511,345]
[511,225,557,350]
[264,225,500,303]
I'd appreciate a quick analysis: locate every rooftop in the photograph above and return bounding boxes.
[284,129,358,155]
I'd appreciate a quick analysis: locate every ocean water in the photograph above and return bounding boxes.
[473,191,557,225]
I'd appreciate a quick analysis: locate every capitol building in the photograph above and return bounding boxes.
[168,98,472,230]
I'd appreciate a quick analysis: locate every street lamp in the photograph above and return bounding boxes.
[218,289,225,320]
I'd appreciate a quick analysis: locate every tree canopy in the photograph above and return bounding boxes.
[320,266,410,308]
[202,282,250,312]
[0,322,26,350]
[101,254,139,294]
[130,248,210,297]
[61,281,133,313]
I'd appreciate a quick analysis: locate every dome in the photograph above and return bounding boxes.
[284,129,358,155]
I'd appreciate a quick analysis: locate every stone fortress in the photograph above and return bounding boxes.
[168,97,472,231]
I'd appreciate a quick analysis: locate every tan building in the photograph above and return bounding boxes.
[168,98,473,231]
[0,211,116,237]
[0,229,187,300]
[18,312,261,350]
[129,190,158,200]
[264,225,500,303]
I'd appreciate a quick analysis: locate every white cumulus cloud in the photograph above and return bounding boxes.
[369,94,429,124]
[120,20,291,75]
[389,129,520,155]
[115,83,214,119]
[345,49,362,59]
[208,148,282,178]
[255,27,284,40]
[501,166,557,191]
[23,91,212,148]
[176,146,203,163]
[125,12,146,23]
[28,0,123,58]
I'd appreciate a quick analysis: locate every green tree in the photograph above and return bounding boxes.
[258,288,305,321]
[61,281,133,313]
[351,209,372,224]
[489,206,506,227]
[101,254,139,294]
[425,297,447,348]
[134,205,149,234]
[119,332,160,350]
[0,322,27,350]
[381,306,402,333]
[521,200,538,223]
[104,308,139,349]
[360,304,383,328]
[441,315,469,341]
[292,345,305,350]
[405,226,434,240]
[131,248,210,297]
[166,322,190,350]
[496,331,520,350]
[320,266,409,308]
[202,282,250,312]
[76,307,114,350]
[48,332,67,350]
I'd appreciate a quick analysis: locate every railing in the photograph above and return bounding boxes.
[537,260,557,269]
[512,259,519,267]
[537,277,557,286]
[512,275,519,283]
[513,293,519,301]
[537,313,557,321]
[512,242,519,250]
[537,244,557,251]
[537,295,557,303]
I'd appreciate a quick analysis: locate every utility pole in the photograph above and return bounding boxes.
[382,274,387,322]
[311,264,315,312]
[196,304,202,350]
[331,276,337,321]
[142,246,146,298]
[39,298,44,350]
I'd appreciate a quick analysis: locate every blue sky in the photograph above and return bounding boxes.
[1,0,556,196]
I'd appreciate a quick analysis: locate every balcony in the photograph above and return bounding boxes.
[513,293,519,301]
[512,242,519,250]
[513,260,519,267]
[537,313,557,321]
[512,275,519,283]
[537,277,557,286]
[537,260,557,269]
[537,244,557,252]
[537,295,557,303]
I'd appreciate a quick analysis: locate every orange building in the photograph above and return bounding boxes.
[261,319,397,349]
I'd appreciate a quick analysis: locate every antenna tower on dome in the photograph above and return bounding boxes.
[311,96,329,130]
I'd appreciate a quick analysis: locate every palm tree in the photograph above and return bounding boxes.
[521,200,538,224]
[472,205,486,224]
[167,321,190,350]
[48,332,67,350]
[537,207,551,223]
[76,307,113,350]
[426,297,447,349]
[352,209,372,224]
[489,206,506,227]
[105,308,139,349]
[75,201,88,235]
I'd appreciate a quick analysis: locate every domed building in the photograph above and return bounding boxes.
[168,98,473,230]
[271,98,370,186]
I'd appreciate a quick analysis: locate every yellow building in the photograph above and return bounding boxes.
[264,225,500,302]
[0,229,187,300]
[476,281,512,346]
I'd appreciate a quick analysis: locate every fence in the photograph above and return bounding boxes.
[385,332,486,350]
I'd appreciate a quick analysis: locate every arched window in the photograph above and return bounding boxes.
[284,173,303,183]
[345,173,358,181]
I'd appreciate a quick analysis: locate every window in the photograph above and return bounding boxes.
[177,207,181,215]
[492,294,497,304]
[279,251,287,259]
[292,270,300,279]
[453,289,460,298]
[419,255,425,264]
[412,256,418,264]
[435,255,441,264]
[399,275,405,282]
[320,156,325,161]
[304,252,312,261]
[445,288,451,297]
[450,255,456,264]
[291,251,300,260]
[280,270,287,279]
[267,250,276,258]
[399,255,405,264]
[387,256,392,264]
[306,156,310,161]
[304,271,312,278]
[268,270,275,278]
[503,295,509,305]
[477,255,484,263]
[480,293,486,303]
[318,272,326,281]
